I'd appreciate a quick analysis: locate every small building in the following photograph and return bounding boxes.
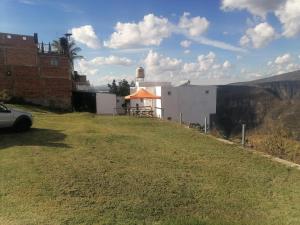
[0,32,72,110]
[129,67,217,126]
[96,93,116,115]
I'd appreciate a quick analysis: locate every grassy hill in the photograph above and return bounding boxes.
[1,105,300,225]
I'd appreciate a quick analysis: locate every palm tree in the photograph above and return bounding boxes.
[52,38,83,69]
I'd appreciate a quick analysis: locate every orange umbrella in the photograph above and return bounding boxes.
[125,88,161,100]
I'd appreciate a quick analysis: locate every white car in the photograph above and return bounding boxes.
[0,103,33,131]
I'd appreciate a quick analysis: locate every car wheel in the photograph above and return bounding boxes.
[13,117,32,132]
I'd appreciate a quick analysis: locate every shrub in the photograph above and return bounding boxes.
[262,124,291,159]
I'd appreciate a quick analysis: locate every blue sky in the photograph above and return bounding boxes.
[1,0,300,85]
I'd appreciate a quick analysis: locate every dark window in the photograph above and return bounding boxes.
[205,90,209,94]
[0,104,9,112]
[167,117,172,120]
[168,91,171,95]
[50,58,59,66]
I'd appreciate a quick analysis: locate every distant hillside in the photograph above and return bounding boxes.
[231,70,300,86]
[215,70,300,141]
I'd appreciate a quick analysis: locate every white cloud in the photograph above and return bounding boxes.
[240,22,277,48]
[223,60,232,69]
[221,0,300,38]
[221,0,285,18]
[178,12,209,36]
[104,14,172,49]
[188,35,246,52]
[196,52,217,71]
[80,55,132,67]
[267,53,300,74]
[240,35,250,46]
[76,55,133,77]
[274,53,292,64]
[180,40,192,48]
[104,13,245,52]
[71,25,101,49]
[184,49,191,54]
[143,50,234,83]
[275,0,300,37]
[177,12,246,52]
[144,50,182,74]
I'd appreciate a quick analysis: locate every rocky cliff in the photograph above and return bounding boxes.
[215,70,300,140]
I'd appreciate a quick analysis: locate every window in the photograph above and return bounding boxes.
[50,58,59,66]
[167,117,172,120]
[205,90,209,94]
[0,104,9,112]
[6,35,11,39]
[168,91,171,95]
[22,36,27,40]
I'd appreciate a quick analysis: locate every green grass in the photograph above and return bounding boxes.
[0,105,300,225]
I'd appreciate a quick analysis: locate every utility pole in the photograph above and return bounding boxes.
[242,124,246,146]
[180,112,182,125]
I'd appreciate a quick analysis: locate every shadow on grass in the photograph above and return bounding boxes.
[6,103,71,114]
[0,128,70,149]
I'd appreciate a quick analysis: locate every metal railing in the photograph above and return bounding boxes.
[37,42,64,54]
[112,106,165,118]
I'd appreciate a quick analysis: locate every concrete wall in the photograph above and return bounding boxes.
[116,96,126,114]
[161,85,217,125]
[129,84,217,125]
[96,93,116,115]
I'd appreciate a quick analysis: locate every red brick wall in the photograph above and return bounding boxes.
[39,55,70,78]
[0,33,36,48]
[0,32,72,110]
[6,48,37,66]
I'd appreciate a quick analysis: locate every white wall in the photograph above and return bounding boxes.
[161,85,217,125]
[128,84,217,125]
[116,96,125,114]
[96,93,116,115]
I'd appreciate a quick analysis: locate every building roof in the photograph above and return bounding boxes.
[125,88,161,99]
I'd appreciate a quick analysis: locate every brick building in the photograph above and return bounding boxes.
[0,32,72,110]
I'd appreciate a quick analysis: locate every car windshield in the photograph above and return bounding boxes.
[0,104,9,112]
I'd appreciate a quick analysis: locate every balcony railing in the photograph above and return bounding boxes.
[37,42,65,55]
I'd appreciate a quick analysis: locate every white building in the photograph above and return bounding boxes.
[96,93,116,115]
[130,67,217,126]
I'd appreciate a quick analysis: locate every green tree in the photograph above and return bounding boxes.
[130,81,136,87]
[118,79,130,96]
[107,79,131,96]
[52,37,83,69]
[108,80,118,95]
